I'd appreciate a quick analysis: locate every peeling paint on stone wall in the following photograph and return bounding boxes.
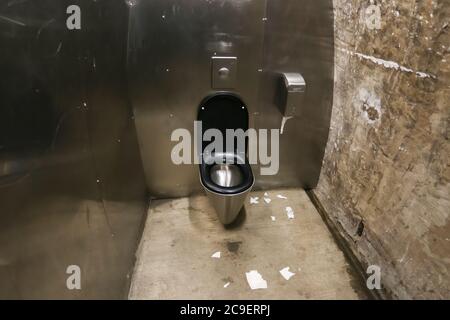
[358,88,382,124]
[316,0,450,299]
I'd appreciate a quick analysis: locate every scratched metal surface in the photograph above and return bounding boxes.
[0,0,334,298]
[0,0,147,299]
[128,0,334,197]
[127,0,266,197]
[254,0,334,190]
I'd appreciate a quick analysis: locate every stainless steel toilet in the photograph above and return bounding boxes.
[198,93,254,225]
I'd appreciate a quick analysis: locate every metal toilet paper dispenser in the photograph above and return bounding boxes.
[277,72,306,117]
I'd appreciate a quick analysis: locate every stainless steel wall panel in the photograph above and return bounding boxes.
[128,0,266,198]
[255,0,334,189]
[0,0,334,298]
[129,0,334,197]
[0,0,147,299]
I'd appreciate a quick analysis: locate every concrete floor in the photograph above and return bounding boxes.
[129,188,369,299]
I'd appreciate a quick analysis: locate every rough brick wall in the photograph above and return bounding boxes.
[316,0,450,299]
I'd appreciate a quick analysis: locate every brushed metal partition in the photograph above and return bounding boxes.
[255,0,334,189]
[129,0,334,197]
[0,0,334,298]
[0,0,147,299]
[127,0,266,198]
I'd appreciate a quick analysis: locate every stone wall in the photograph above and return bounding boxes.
[316,0,450,299]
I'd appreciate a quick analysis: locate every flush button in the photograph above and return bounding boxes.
[218,67,230,79]
[212,56,237,89]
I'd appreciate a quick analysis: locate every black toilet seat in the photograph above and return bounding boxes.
[200,153,254,195]
[197,93,254,195]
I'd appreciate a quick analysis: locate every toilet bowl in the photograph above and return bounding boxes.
[200,152,254,224]
[198,93,254,225]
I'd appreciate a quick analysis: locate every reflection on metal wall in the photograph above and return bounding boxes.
[0,0,147,299]
[128,0,334,197]
[128,0,266,198]
[0,0,334,298]
[255,0,334,189]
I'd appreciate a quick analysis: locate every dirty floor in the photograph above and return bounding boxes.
[129,189,369,299]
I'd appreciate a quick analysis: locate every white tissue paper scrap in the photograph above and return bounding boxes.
[211,251,221,259]
[245,270,268,290]
[264,197,272,204]
[277,195,288,199]
[279,267,296,280]
[250,197,259,204]
[280,116,294,135]
[271,216,276,221]
[286,206,295,219]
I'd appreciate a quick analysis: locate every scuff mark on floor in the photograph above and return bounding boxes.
[226,241,242,253]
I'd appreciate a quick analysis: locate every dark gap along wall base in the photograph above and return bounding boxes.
[306,190,388,300]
